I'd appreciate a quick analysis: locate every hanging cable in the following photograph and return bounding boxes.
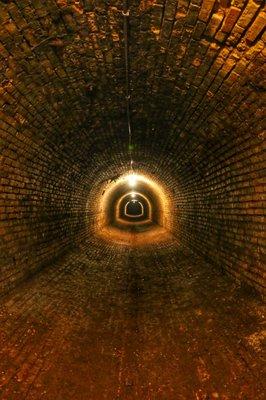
[122,0,133,170]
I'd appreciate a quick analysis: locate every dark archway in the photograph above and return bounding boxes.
[118,192,151,223]
[125,200,143,217]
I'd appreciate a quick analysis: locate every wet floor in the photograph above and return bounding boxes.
[0,235,265,399]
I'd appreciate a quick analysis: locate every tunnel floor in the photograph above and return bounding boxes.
[97,224,172,246]
[0,236,265,400]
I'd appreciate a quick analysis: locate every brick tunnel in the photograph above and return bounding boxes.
[0,1,265,399]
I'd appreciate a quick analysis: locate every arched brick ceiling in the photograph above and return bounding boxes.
[1,0,265,174]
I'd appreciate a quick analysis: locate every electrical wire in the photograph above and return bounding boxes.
[122,0,133,170]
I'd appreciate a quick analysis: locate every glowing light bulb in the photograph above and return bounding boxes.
[128,174,137,188]
[131,192,136,198]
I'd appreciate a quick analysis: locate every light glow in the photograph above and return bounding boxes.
[131,192,136,198]
[96,170,173,234]
[127,174,138,188]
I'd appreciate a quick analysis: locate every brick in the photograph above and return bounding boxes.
[0,0,264,305]
[198,0,216,22]
[237,0,261,29]
[0,238,264,398]
[246,11,266,43]
[221,6,242,34]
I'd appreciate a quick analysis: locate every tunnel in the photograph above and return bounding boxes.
[0,1,265,399]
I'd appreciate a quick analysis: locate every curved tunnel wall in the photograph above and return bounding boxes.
[1,139,264,295]
[0,1,265,296]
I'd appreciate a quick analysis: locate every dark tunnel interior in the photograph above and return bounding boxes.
[119,195,149,220]
[0,1,265,399]
[124,200,145,218]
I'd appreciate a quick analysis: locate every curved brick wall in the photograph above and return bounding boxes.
[0,1,265,295]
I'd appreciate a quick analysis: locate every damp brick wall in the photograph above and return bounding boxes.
[174,133,265,295]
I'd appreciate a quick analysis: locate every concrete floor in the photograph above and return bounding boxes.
[0,234,265,400]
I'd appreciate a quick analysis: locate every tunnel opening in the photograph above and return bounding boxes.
[124,200,144,217]
[117,192,152,223]
[88,171,175,246]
